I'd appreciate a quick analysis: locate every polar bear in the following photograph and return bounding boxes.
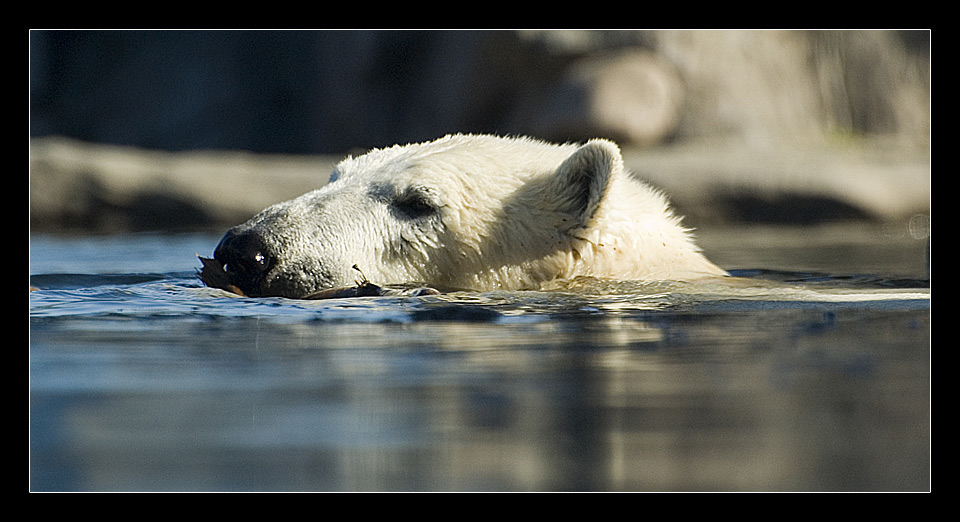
[204,134,726,298]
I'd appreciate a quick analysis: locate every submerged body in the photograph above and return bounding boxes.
[205,134,725,298]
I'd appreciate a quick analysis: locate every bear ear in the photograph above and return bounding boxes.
[550,139,621,227]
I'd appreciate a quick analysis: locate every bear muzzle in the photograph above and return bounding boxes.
[211,228,278,297]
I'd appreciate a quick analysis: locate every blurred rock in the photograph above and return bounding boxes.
[30,30,930,153]
[622,137,930,226]
[29,135,929,234]
[509,48,684,145]
[29,137,336,234]
[29,30,930,234]
[649,30,930,147]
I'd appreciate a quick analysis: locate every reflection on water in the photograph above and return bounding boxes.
[29,224,930,491]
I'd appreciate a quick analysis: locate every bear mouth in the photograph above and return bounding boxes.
[197,256,250,296]
[197,256,389,299]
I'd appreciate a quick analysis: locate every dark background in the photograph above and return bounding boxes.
[30,30,931,154]
[30,30,578,154]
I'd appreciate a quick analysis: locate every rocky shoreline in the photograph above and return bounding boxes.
[29,135,930,235]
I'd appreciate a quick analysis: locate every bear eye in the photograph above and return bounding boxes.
[393,189,438,220]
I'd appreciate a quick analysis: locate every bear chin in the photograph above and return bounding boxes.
[198,256,439,299]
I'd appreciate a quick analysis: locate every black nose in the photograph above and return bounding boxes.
[213,229,277,294]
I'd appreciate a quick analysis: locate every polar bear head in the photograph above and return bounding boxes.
[209,134,724,298]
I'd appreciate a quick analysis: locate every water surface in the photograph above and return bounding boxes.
[29,224,930,491]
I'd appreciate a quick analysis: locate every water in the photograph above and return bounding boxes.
[28,224,930,491]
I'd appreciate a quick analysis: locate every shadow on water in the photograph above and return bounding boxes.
[28,227,930,491]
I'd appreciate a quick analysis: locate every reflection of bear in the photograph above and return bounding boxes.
[209,134,726,298]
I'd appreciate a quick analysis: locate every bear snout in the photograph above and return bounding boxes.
[213,229,278,297]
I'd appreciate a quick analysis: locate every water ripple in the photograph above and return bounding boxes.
[29,268,930,326]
